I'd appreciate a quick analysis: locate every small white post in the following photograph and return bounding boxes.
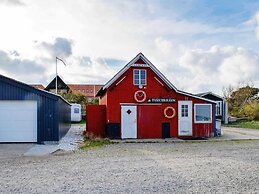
[55,57,58,94]
[224,102,228,124]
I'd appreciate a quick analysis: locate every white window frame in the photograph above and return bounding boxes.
[181,104,189,117]
[216,101,222,116]
[133,69,147,86]
[194,104,212,123]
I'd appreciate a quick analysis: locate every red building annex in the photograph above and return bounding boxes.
[86,53,216,139]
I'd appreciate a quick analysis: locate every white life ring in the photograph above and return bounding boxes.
[134,90,146,103]
[164,106,176,119]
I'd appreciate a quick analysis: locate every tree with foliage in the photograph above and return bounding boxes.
[223,84,259,120]
[59,91,86,104]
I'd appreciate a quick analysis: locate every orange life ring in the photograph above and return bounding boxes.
[164,106,176,119]
[134,90,146,103]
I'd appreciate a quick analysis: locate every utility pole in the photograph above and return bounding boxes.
[55,57,67,94]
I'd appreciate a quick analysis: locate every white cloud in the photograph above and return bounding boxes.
[178,45,259,94]
[0,1,258,95]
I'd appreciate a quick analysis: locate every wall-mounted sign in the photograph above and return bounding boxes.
[131,63,149,67]
[147,98,176,103]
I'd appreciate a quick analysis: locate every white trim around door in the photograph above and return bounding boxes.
[121,105,137,139]
[178,101,192,136]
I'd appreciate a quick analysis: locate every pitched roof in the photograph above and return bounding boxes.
[96,53,216,104]
[196,91,224,100]
[45,75,70,91]
[0,74,70,105]
[101,52,178,91]
[30,84,45,90]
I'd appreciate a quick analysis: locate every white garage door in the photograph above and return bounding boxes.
[0,101,37,142]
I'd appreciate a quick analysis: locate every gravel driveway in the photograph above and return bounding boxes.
[0,141,258,193]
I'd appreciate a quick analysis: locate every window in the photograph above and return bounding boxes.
[74,108,79,114]
[134,69,146,86]
[181,105,188,117]
[82,89,85,93]
[86,89,89,93]
[216,101,222,116]
[90,89,93,93]
[194,104,212,123]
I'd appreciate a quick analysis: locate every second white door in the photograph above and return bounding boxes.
[178,101,192,136]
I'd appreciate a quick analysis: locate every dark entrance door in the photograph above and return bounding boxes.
[162,123,170,138]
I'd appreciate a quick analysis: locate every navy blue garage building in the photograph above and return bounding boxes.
[0,74,71,144]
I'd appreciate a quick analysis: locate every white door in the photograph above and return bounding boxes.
[121,105,137,139]
[178,101,192,136]
[0,101,37,142]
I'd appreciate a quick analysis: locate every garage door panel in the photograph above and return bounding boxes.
[0,111,37,121]
[0,120,36,129]
[0,101,37,142]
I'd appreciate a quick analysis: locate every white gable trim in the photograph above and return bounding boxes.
[103,53,177,91]
[100,53,216,104]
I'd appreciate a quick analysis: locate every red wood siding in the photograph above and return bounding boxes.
[86,105,106,137]
[137,105,178,138]
[99,66,214,139]
[177,93,214,138]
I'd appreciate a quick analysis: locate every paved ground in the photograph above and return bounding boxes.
[24,124,84,156]
[0,140,258,193]
[0,144,34,159]
[0,126,258,193]
[0,124,84,158]
[1,126,258,157]
[220,126,259,140]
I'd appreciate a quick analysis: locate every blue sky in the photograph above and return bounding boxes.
[0,0,258,94]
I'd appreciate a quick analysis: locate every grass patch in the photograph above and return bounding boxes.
[80,138,112,150]
[223,120,259,130]
[80,132,112,150]
[71,119,86,125]
[79,119,86,125]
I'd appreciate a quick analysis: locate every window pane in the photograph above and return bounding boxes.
[216,101,221,115]
[134,79,139,85]
[134,70,139,85]
[134,70,139,75]
[140,79,146,85]
[181,105,188,117]
[74,108,79,113]
[134,69,146,85]
[185,106,188,117]
[195,105,211,122]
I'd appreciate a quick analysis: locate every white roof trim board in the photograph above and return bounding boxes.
[197,91,224,100]
[99,53,216,104]
[177,90,216,103]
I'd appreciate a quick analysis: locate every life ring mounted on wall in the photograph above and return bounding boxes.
[164,106,176,119]
[134,90,146,103]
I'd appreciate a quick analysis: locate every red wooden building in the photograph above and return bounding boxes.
[86,53,216,139]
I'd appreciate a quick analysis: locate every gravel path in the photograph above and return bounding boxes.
[0,141,258,193]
